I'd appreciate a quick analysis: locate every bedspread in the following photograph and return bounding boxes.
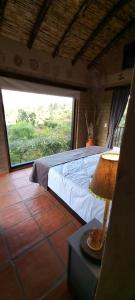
[30,146,107,189]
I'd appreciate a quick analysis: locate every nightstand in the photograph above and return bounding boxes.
[67,219,101,300]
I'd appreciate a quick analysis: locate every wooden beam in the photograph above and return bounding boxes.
[72,0,130,65]
[27,0,52,49]
[0,69,88,92]
[87,18,135,69]
[52,0,91,58]
[0,0,8,19]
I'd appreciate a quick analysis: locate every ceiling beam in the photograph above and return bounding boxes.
[0,0,8,20]
[52,0,91,58]
[72,0,130,65]
[27,0,52,49]
[87,18,135,69]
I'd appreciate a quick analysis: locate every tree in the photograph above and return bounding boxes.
[17,109,36,126]
[28,112,36,126]
[8,121,35,141]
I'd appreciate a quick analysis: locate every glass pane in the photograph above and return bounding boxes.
[2,90,73,167]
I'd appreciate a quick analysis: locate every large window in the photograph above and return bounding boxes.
[2,90,74,167]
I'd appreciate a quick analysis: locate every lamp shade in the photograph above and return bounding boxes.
[90,153,119,200]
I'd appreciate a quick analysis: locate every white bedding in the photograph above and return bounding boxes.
[48,153,104,223]
[48,148,119,223]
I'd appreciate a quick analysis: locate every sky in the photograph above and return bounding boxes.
[2,89,73,125]
[2,89,73,110]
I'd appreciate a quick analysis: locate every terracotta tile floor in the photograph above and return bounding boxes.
[0,167,82,300]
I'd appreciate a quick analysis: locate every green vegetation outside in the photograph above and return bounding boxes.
[6,103,72,166]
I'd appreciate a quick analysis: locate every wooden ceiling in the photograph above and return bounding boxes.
[0,0,135,69]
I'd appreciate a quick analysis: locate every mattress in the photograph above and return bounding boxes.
[48,148,120,223]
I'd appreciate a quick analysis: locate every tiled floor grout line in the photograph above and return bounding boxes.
[1,225,77,265]
[8,237,48,261]
[0,188,48,212]
[24,197,75,238]
[0,199,25,212]
[47,237,66,267]
[46,220,75,239]
[23,198,59,237]
[23,198,58,218]
[12,238,67,300]
[0,171,75,300]
[0,230,10,272]
[17,189,47,202]
[14,192,71,296]
[1,229,28,300]
[38,273,67,300]
[0,196,76,261]
[0,188,80,239]
[11,260,28,300]
[2,229,10,256]
[0,195,54,234]
[2,224,65,300]
[1,214,34,232]
[0,190,80,262]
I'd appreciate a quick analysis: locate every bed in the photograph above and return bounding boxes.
[31,146,119,224]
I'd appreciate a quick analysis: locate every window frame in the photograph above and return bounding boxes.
[1,78,78,171]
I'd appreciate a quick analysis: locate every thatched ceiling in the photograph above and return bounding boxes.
[0,0,135,69]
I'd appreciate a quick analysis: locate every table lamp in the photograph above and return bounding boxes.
[88,152,119,252]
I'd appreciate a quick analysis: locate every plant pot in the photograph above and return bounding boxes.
[86,138,95,147]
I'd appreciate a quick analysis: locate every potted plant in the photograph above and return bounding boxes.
[85,114,95,146]
[85,105,101,147]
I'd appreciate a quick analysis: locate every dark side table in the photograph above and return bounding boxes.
[67,219,101,300]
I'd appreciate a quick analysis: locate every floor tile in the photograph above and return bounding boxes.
[25,168,33,176]
[49,223,77,264]
[0,173,11,184]
[25,194,56,215]
[0,233,9,266]
[0,264,22,300]
[0,181,15,194]
[57,204,83,229]
[73,219,83,230]
[16,241,65,300]
[0,172,80,300]
[0,190,22,210]
[0,202,30,230]
[10,170,27,179]
[57,204,76,221]
[5,218,44,258]
[47,191,59,203]
[13,176,32,189]
[18,184,45,200]
[35,206,73,236]
[44,281,73,300]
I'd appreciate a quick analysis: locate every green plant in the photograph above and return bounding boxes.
[8,121,35,141]
[17,109,36,126]
[9,136,71,165]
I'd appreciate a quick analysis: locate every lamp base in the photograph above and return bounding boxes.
[80,230,103,263]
